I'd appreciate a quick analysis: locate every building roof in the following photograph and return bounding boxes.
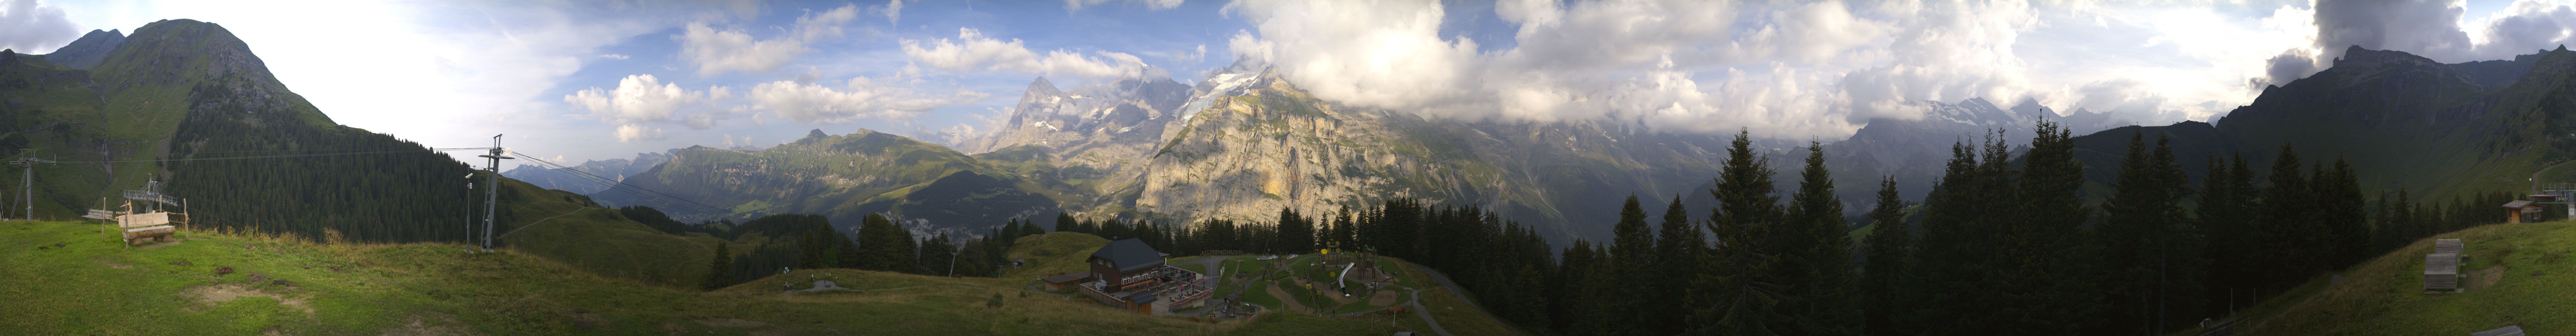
[1039,273,1090,284]
[1091,238,1165,273]
[2504,200,2535,208]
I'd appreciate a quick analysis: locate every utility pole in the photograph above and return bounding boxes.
[14,154,56,221]
[475,135,513,252]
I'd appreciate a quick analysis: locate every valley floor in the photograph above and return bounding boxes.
[0,222,1408,335]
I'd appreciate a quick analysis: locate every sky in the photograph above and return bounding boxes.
[1,0,2572,164]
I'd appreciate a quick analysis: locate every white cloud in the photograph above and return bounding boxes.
[564,74,730,127]
[1218,0,2346,138]
[675,4,859,76]
[1224,0,1480,113]
[597,53,630,60]
[615,124,666,142]
[1066,0,1187,11]
[747,76,989,124]
[0,0,78,54]
[901,28,1149,80]
[883,0,904,26]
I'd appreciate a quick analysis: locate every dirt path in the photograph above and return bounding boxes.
[1407,289,1452,336]
[1409,261,1516,336]
[1264,283,1308,313]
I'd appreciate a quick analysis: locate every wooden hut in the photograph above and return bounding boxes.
[2502,200,2543,223]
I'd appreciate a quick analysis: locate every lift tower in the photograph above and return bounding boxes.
[476,135,513,252]
[13,155,55,221]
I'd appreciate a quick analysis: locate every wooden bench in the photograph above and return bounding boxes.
[117,213,176,245]
[2436,239,2465,261]
[2425,253,2460,292]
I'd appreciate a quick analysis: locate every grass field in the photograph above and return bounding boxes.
[2215,221,2576,335]
[0,222,1411,335]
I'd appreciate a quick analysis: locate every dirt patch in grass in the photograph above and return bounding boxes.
[2467,265,2507,291]
[1265,283,1308,313]
[375,313,477,336]
[182,284,312,316]
[1368,289,1400,306]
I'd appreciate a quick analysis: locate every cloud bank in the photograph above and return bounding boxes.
[1220,0,2338,139]
[0,0,78,54]
[675,4,859,76]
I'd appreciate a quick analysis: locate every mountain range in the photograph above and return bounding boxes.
[549,59,2158,243]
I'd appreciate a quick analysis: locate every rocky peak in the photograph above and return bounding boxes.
[41,29,125,69]
[2334,45,2439,69]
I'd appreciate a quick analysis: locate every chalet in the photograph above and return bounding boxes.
[2502,200,2543,223]
[1073,239,1212,314]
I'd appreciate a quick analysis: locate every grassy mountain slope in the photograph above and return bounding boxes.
[0,221,1411,335]
[2061,47,2576,201]
[2201,221,2576,335]
[602,129,1069,238]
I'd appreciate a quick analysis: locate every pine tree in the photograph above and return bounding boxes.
[1653,195,1704,334]
[2200,153,2260,315]
[2099,134,2207,334]
[1587,196,1657,336]
[2258,144,2315,288]
[701,242,734,290]
[2320,159,2369,267]
[1687,129,1785,336]
[1277,208,1314,253]
[1860,176,1913,335]
[1785,141,1859,335]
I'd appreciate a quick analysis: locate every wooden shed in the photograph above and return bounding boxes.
[2502,200,2543,223]
[2425,252,2460,292]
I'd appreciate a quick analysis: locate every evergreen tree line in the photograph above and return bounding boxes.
[166,79,484,243]
[678,210,1052,290]
[1503,122,2491,335]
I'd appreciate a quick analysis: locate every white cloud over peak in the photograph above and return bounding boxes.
[1225,0,1479,114]
[565,74,732,132]
[901,28,1150,80]
[0,0,76,54]
[675,4,859,76]
[748,76,988,124]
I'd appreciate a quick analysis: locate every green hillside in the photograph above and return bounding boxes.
[602,130,1071,237]
[0,220,1444,335]
[2200,221,2576,335]
[2065,47,2576,202]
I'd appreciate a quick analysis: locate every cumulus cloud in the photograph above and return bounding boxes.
[901,28,1150,80]
[883,0,904,25]
[0,0,78,54]
[674,4,859,76]
[615,124,666,142]
[2314,0,2472,60]
[1225,0,1480,113]
[1215,0,2357,137]
[565,74,736,141]
[1066,0,1186,11]
[747,76,989,124]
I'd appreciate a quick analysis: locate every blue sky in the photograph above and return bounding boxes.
[4,0,2573,164]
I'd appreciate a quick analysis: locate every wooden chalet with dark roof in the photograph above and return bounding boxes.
[1057,239,1211,314]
